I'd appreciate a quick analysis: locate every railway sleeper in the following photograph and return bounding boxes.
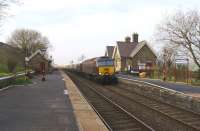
[120,128,144,131]
[181,118,200,122]
[108,119,134,124]
[99,111,122,114]
[166,111,183,116]
[173,115,195,120]
[102,115,132,120]
[112,123,142,130]
[184,120,200,126]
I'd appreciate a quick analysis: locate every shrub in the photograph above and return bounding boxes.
[7,57,18,73]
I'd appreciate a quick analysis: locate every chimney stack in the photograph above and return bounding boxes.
[133,33,138,43]
[125,36,131,43]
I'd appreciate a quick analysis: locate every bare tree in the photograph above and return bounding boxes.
[160,44,181,67]
[7,29,50,57]
[78,54,86,63]
[0,0,19,25]
[70,60,74,65]
[156,9,200,69]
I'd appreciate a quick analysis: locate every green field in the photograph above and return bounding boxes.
[0,64,25,77]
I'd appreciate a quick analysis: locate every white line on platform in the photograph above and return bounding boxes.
[64,90,68,95]
[118,76,185,95]
[0,85,12,91]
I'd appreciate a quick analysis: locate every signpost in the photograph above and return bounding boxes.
[174,58,189,84]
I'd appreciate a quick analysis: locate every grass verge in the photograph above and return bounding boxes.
[13,76,32,85]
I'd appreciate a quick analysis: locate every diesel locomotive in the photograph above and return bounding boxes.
[70,56,117,84]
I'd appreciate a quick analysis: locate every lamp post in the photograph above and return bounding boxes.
[24,46,29,80]
[163,49,167,81]
[41,48,47,81]
[25,56,29,80]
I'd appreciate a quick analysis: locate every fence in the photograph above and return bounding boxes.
[152,65,200,85]
[0,72,34,89]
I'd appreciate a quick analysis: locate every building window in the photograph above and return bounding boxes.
[138,63,146,70]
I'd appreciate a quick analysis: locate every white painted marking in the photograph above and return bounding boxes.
[64,90,68,95]
[0,86,12,91]
[118,76,185,95]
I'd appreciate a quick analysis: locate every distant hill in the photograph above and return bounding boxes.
[0,42,25,72]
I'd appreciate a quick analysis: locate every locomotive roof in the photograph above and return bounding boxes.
[82,57,96,63]
[82,56,113,64]
[96,56,112,60]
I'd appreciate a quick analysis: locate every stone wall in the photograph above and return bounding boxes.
[119,78,200,114]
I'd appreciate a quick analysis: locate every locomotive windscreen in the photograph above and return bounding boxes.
[96,57,114,67]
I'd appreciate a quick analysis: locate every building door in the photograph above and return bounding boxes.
[40,62,45,74]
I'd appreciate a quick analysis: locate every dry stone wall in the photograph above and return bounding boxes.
[119,78,200,114]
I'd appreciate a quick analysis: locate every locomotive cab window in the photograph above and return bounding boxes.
[96,58,114,67]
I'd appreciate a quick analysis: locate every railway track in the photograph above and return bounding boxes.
[67,71,200,131]
[68,72,154,131]
[106,84,200,131]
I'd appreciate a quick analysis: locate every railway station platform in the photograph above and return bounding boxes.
[118,74,200,98]
[61,71,108,131]
[0,70,107,131]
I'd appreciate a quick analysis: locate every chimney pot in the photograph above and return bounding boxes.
[125,36,131,43]
[133,33,139,43]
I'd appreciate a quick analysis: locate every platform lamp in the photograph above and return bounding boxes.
[24,46,29,80]
[41,48,47,81]
[163,49,167,81]
[25,57,29,80]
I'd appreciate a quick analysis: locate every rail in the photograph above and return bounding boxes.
[67,72,154,131]
[70,71,200,130]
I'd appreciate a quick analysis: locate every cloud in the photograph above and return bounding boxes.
[1,0,200,65]
[34,5,164,64]
[17,0,121,12]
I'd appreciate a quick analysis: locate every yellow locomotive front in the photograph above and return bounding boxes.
[96,57,117,83]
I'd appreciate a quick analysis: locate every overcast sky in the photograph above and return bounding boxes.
[0,0,200,65]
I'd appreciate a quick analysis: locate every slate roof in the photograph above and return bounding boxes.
[130,41,157,57]
[116,41,137,57]
[26,49,50,62]
[107,34,157,59]
[114,41,157,58]
[105,46,115,58]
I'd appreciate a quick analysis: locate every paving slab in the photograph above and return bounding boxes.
[0,71,78,131]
